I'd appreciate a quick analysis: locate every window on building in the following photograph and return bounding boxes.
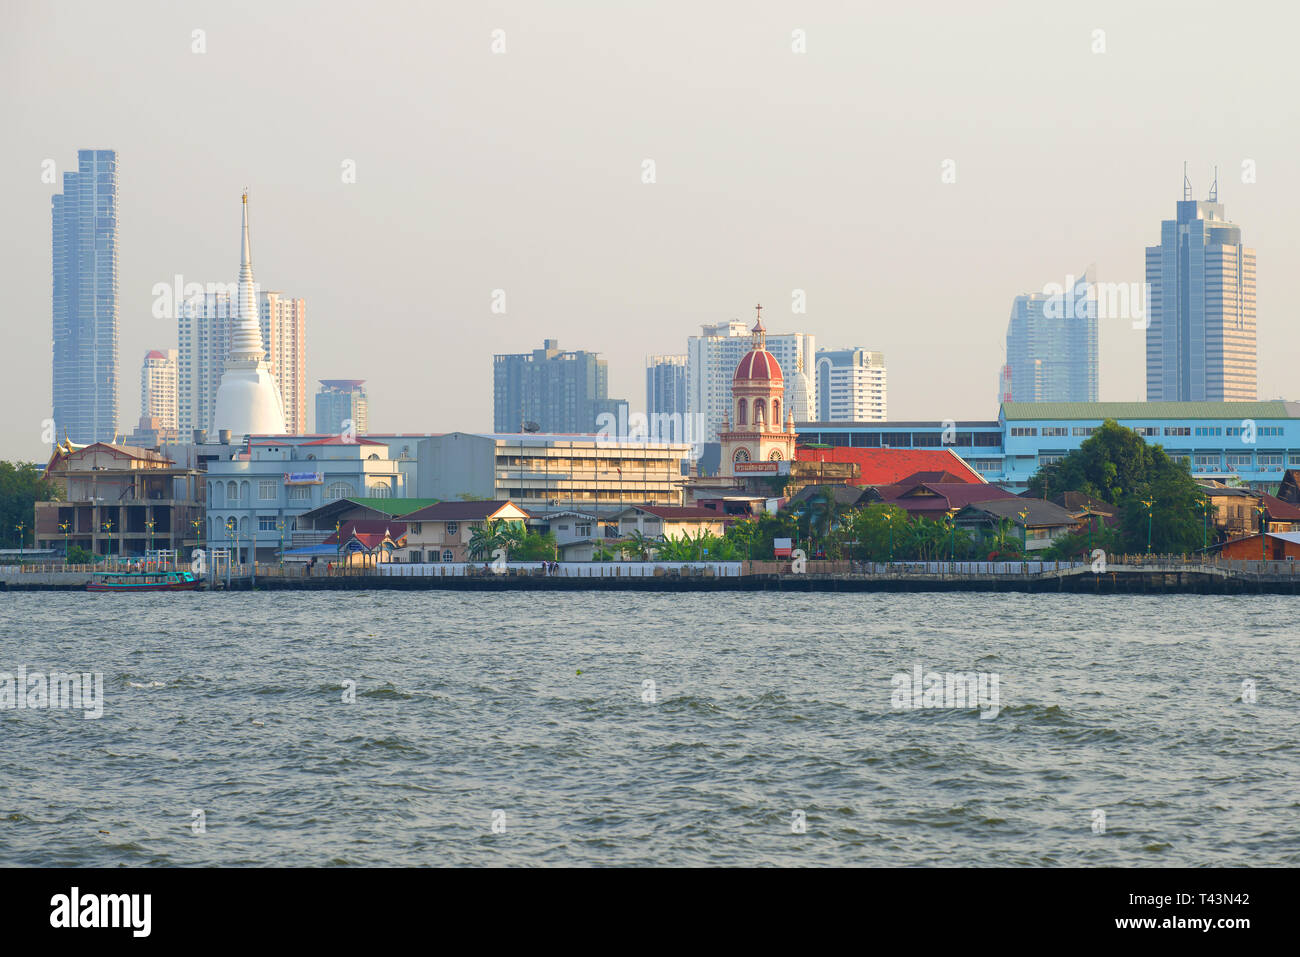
[1259,453,1283,471]
[226,481,237,501]
[258,515,277,532]
[1226,454,1253,471]
[1041,427,1069,437]
[325,482,353,501]
[259,479,276,500]
[1163,427,1191,436]
[1072,427,1096,437]
[409,550,422,563]
[289,485,312,501]
[576,522,591,537]
[411,522,422,534]
[1038,454,1064,467]
[1010,427,1038,437]
[446,522,459,536]
[442,550,454,562]
[733,448,750,463]
[1194,454,1221,472]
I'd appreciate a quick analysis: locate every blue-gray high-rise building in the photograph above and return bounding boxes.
[493,339,627,433]
[1145,170,1257,402]
[1001,269,1098,404]
[646,354,687,417]
[52,149,119,444]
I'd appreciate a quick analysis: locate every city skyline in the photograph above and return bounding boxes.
[6,2,1299,461]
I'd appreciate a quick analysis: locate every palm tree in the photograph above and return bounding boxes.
[499,521,525,557]
[468,519,504,560]
[625,529,654,561]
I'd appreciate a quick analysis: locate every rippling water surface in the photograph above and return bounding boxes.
[1,591,1296,866]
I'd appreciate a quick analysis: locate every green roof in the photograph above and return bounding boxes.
[346,496,441,515]
[1002,401,1297,421]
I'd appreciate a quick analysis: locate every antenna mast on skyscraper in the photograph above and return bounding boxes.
[1183,161,1192,201]
[1208,165,1218,202]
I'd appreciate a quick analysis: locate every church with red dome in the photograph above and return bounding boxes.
[719,305,797,478]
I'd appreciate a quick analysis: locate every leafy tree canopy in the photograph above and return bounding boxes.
[1026,419,1206,554]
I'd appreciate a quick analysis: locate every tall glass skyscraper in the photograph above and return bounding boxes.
[52,149,119,444]
[1145,173,1257,401]
[1002,270,1098,404]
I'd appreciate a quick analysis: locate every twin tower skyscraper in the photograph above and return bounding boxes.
[1003,166,1257,405]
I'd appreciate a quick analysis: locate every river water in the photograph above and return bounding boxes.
[1,591,1295,866]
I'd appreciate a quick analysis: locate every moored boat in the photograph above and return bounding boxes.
[87,569,200,592]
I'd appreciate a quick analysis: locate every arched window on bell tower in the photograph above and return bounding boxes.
[737,399,746,426]
[771,399,780,425]
[755,398,766,428]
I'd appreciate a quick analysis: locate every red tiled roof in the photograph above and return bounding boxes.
[879,482,1017,515]
[795,447,985,485]
[1260,492,1300,522]
[323,519,408,545]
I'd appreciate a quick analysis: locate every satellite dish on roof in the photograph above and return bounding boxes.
[522,421,541,433]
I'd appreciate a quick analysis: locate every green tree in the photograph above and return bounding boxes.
[624,529,654,561]
[845,503,909,561]
[467,519,504,560]
[66,544,95,565]
[1040,519,1121,562]
[512,529,558,560]
[0,462,60,548]
[744,511,797,560]
[1027,419,1206,554]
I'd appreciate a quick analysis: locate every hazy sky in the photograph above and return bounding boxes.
[4,0,1298,461]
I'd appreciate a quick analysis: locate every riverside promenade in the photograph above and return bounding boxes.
[7,556,1300,594]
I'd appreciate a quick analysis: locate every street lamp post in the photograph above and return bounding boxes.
[883,512,894,563]
[945,508,958,563]
[226,518,237,588]
[1018,509,1029,556]
[145,519,155,567]
[102,520,113,566]
[14,523,24,564]
[1140,499,1155,554]
[278,520,285,569]
[59,521,70,565]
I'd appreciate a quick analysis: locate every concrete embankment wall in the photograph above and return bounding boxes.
[236,571,1300,595]
[0,572,93,590]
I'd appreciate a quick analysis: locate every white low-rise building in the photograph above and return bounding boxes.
[205,435,405,562]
